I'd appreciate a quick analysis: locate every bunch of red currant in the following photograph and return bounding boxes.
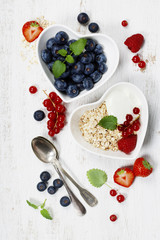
[118,107,141,138]
[43,91,66,137]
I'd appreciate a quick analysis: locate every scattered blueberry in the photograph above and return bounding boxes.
[77,12,89,25]
[51,45,61,58]
[55,31,69,45]
[85,39,96,52]
[88,22,99,33]
[47,61,54,71]
[84,63,95,75]
[72,73,85,83]
[41,49,52,63]
[53,179,63,188]
[90,70,102,83]
[34,110,45,121]
[54,79,68,91]
[98,62,108,73]
[66,85,79,98]
[46,38,56,50]
[94,44,103,55]
[80,52,92,64]
[40,171,51,182]
[95,53,107,64]
[47,186,57,195]
[60,196,71,207]
[71,62,84,74]
[37,182,47,192]
[83,77,94,90]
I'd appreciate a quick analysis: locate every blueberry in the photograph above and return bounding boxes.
[85,39,96,51]
[41,49,52,63]
[47,61,54,71]
[55,31,69,45]
[46,38,56,50]
[40,171,51,182]
[95,53,107,64]
[88,22,99,33]
[72,73,85,83]
[54,79,67,91]
[51,45,61,58]
[83,77,94,90]
[57,56,65,62]
[80,52,92,64]
[37,182,47,192]
[77,12,89,25]
[84,63,95,75]
[53,179,63,188]
[68,39,76,45]
[90,70,102,83]
[47,186,57,195]
[77,83,85,91]
[90,52,95,62]
[34,110,45,121]
[66,85,79,98]
[72,62,84,74]
[61,68,70,79]
[63,44,71,54]
[60,196,71,207]
[98,63,108,73]
[94,44,103,55]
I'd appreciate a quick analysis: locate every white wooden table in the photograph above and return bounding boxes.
[0,0,160,239]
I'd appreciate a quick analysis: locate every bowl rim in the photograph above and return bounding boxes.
[69,81,149,160]
[37,24,120,103]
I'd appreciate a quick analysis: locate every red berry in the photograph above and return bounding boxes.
[121,20,128,27]
[47,125,54,130]
[133,107,140,114]
[127,126,134,135]
[117,194,125,203]
[54,96,62,104]
[138,61,146,69]
[118,125,124,131]
[132,55,140,63]
[122,130,128,138]
[110,214,117,222]
[43,99,52,107]
[124,121,130,127]
[48,130,55,137]
[133,122,140,131]
[47,106,55,112]
[110,189,117,197]
[29,86,37,94]
[55,104,65,113]
[49,92,57,100]
[57,114,66,123]
[57,122,64,129]
[48,112,57,120]
[126,114,133,122]
[47,120,55,128]
[54,127,60,134]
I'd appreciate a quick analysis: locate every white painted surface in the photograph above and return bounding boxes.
[0,0,160,239]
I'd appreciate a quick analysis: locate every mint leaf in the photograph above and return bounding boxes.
[98,115,117,130]
[26,200,38,209]
[69,38,87,56]
[40,209,53,220]
[65,55,74,63]
[87,169,107,188]
[41,199,47,209]
[58,49,67,57]
[52,60,66,78]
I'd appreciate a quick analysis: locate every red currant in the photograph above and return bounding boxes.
[54,127,60,134]
[48,130,55,137]
[29,86,37,94]
[127,126,134,135]
[47,120,55,128]
[133,122,140,131]
[138,61,146,69]
[133,107,140,114]
[49,92,57,101]
[110,214,117,222]
[48,112,57,120]
[57,122,64,129]
[122,130,128,138]
[121,20,128,27]
[57,114,65,123]
[124,121,130,127]
[110,189,117,197]
[47,125,54,130]
[43,99,52,107]
[117,194,125,203]
[55,104,65,113]
[132,55,140,63]
[126,114,133,122]
[54,96,62,104]
[47,106,55,112]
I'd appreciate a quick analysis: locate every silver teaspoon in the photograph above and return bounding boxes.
[31,136,86,215]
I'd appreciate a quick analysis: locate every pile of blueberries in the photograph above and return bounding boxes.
[37,171,70,207]
[41,31,107,98]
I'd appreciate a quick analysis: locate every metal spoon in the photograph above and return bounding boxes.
[31,137,97,206]
[31,136,86,215]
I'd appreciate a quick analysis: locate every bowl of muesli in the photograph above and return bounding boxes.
[69,82,148,160]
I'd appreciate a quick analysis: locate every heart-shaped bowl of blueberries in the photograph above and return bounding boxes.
[37,24,119,103]
[69,82,148,160]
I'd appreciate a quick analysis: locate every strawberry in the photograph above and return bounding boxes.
[117,134,137,154]
[133,157,153,177]
[124,34,144,53]
[22,21,43,42]
[114,167,135,188]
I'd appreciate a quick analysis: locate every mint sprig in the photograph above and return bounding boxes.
[87,169,108,188]
[52,60,66,78]
[65,55,74,63]
[26,200,39,209]
[40,209,53,220]
[98,115,117,130]
[69,38,87,56]
[58,49,67,57]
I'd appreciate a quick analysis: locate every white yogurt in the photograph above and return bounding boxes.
[105,85,141,124]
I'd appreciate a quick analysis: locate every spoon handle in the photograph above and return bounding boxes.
[52,163,86,215]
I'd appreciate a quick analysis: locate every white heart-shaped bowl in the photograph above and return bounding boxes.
[37,24,119,103]
[69,82,148,160]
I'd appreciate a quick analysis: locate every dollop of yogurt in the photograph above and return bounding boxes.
[105,85,141,124]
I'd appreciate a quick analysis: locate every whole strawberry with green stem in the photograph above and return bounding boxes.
[133,157,153,177]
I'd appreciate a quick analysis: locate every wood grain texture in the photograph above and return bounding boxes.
[0,0,160,239]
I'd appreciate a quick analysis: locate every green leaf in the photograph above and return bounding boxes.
[65,55,75,63]
[52,60,66,78]
[58,49,67,57]
[87,169,107,188]
[41,199,47,209]
[69,38,87,56]
[26,200,38,209]
[98,115,117,130]
[40,209,53,220]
